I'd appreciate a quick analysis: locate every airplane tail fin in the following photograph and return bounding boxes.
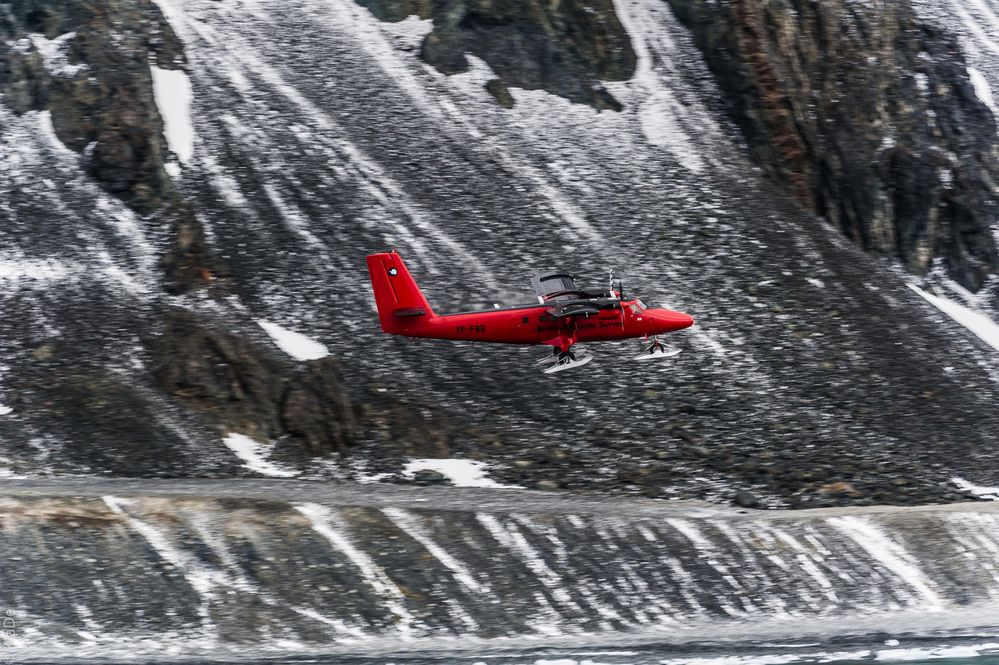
[366,251,436,334]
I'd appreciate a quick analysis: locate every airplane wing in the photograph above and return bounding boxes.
[547,298,622,318]
[549,301,602,318]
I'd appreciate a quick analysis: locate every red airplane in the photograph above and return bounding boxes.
[366,251,694,373]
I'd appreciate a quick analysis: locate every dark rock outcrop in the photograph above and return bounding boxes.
[1,0,182,212]
[150,308,357,456]
[148,309,492,465]
[281,357,358,457]
[356,0,637,110]
[666,0,999,293]
[160,209,220,294]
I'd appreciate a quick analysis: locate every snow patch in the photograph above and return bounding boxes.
[403,458,519,488]
[150,66,195,164]
[256,319,329,361]
[222,433,298,478]
[969,67,999,120]
[953,476,999,500]
[875,642,999,662]
[907,284,999,353]
[28,33,86,78]
[643,647,999,665]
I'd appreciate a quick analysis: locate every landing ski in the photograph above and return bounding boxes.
[634,347,682,361]
[543,355,594,374]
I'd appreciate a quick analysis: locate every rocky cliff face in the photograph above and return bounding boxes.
[356,0,636,109]
[666,0,999,297]
[2,0,999,508]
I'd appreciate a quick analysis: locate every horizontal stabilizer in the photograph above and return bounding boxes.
[394,307,427,317]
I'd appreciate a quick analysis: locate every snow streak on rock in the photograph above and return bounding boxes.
[827,516,944,611]
[611,0,716,172]
[294,502,416,639]
[102,496,221,643]
[0,109,160,296]
[27,32,86,78]
[381,507,487,594]
[969,66,999,120]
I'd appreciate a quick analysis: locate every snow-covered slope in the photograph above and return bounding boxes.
[0,0,998,507]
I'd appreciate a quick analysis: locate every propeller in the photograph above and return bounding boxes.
[613,275,626,329]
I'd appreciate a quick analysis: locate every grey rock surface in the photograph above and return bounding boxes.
[0,479,997,656]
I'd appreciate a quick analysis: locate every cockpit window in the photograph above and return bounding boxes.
[634,299,647,309]
[630,302,644,315]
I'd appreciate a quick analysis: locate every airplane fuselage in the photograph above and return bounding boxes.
[393,303,693,346]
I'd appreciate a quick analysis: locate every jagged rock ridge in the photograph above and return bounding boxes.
[666,0,999,297]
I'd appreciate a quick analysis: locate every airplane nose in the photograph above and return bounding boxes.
[651,309,694,331]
